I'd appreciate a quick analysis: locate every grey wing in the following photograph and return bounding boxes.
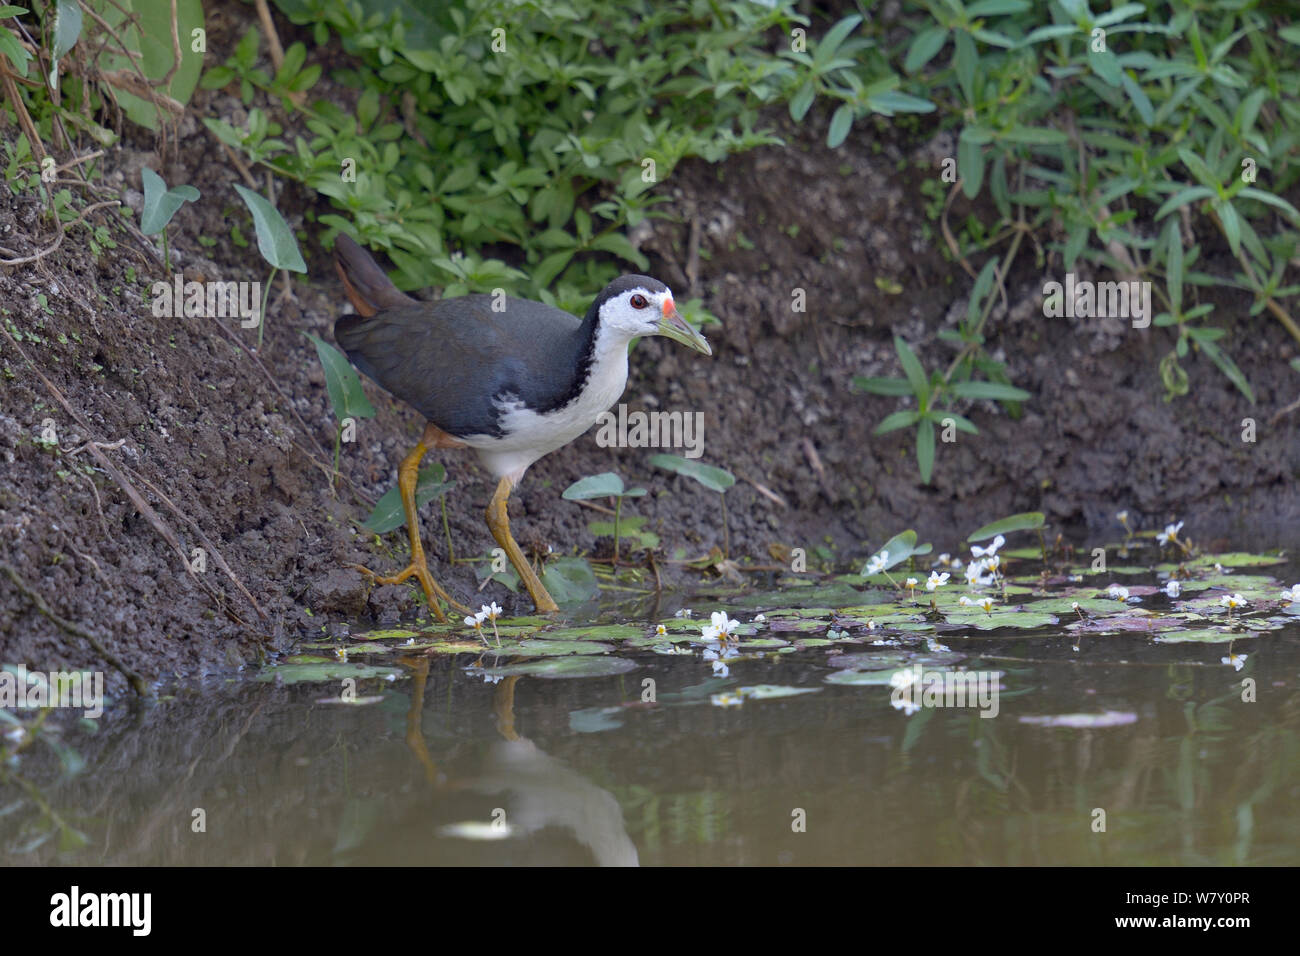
[334,296,580,438]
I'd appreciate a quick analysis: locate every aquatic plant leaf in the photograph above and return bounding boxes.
[532,624,641,641]
[967,512,1045,541]
[824,669,901,685]
[478,657,638,679]
[256,662,401,684]
[942,611,1058,630]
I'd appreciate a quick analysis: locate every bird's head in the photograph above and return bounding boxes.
[592,275,712,355]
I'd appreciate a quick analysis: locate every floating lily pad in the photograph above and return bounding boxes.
[535,624,643,641]
[353,628,420,641]
[315,695,386,706]
[1154,628,1259,644]
[1189,552,1287,568]
[285,654,333,664]
[824,669,903,686]
[478,657,638,679]
[733,684,821,700]
[941,611,1059,630]
[737,637,790,649]
[1019,598,1118,615]
[508,639,617,656]
[256,663,402,684]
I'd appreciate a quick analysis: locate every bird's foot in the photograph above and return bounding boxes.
[351,562,471,621]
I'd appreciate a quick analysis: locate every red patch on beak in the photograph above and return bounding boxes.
[662,297,676,317]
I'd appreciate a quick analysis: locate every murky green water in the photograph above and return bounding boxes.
[4,549,1299,866]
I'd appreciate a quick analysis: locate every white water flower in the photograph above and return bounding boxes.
[701,610,739,641]
[959,595,975,607]
[1222,652,1247,672]
[1107,585,1130,601]
[891,695,921,717]
[1282,585,1300,603]
[1156,521,1184,545]
[1164,580,1182,598]
[925,571,950,591]
[1220,593,1247,611]
[674,608,693,619]
[481,602,502,622]
[865,551,889,575]
[754,614,766,623]
[971,534,1005,559]
[977,596,995,615]
[655,624,668,637]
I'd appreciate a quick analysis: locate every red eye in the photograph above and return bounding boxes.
[630,294,648,309]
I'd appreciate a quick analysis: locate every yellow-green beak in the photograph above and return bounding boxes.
[656,300,712,355]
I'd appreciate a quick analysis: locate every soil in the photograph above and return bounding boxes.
[2,3,1298,689]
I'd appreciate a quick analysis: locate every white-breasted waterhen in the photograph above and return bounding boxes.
[332,233,712,618]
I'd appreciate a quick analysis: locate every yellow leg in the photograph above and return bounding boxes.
[355,441,470,621]
[493,675,522,742]
[486,476,559,614]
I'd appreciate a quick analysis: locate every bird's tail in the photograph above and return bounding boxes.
[333,233,416,318]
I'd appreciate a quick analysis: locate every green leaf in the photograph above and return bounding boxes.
[904,27,948,74]
[874,409,920,435]
[363,465,452,533]
[1197,338,1255,403]
[967,512,1045,541]
[852,375,913,396]
[827,104,854,149]
[539,557,600,604]
[864,529,934,573]
[53,0,83,61]
[232,184,307,272]
[139,168,200,235]
[649,454,735,494]
[305,332,376,423]
[893,336,929,399]
[948,380,1031,401]
[916,418,935,483]
[563,472,625,500]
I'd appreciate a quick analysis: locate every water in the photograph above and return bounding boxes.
[4,555,1299,866]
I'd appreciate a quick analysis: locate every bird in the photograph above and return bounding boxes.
[331,232,712,619]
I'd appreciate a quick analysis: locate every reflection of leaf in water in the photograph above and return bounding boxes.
[570,707,625,733]
[1018,711,1137,728]
[334,797,383,857]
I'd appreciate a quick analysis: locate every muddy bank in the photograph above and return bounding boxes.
[2,16,1297,688]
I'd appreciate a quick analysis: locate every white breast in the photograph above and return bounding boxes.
[463,325,630,484]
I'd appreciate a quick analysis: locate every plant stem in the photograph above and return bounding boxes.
[613,495,622,567]
[162,227,170,273]
[720,492,729,558]
[331,421,342,493]
[256,268,274,350]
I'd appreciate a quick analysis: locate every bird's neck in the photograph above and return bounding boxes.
[565,309,630,406]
